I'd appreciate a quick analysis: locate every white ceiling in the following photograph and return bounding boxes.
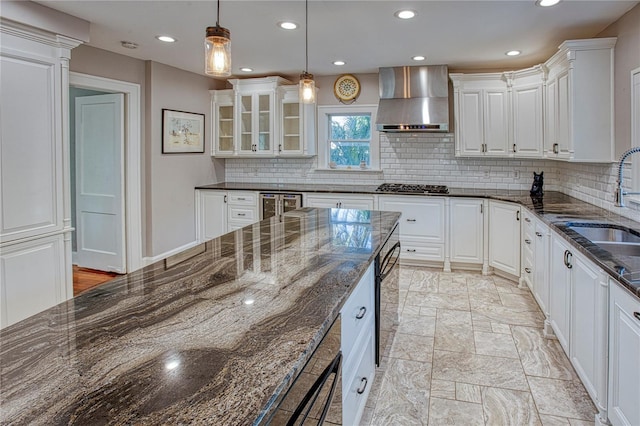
[36,0,638,79]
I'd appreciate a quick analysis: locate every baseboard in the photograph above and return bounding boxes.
[142,240,201,267]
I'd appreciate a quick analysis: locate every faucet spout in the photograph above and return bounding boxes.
[615,146,640,207]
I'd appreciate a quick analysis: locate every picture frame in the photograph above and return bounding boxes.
[161,109,205,154]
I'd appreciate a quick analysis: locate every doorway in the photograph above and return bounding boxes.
[68,72,143,294]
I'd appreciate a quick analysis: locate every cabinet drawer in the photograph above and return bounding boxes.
[378,197,445,241]
[342,330,375,426]
[341,265,374,362]
[229,207,257,221]
[228,192,257,205]
[400,237,444,262]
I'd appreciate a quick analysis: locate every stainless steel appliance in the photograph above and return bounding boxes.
[376,65,450,133]
[260,193,303,220]
[267,316,342,425]
[374,224,401,366]
[376,183,449,194]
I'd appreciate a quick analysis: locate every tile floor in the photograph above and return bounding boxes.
[361,266,597,426]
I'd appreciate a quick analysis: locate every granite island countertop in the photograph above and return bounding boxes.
[0,208,400,425]
[196,182,640,297]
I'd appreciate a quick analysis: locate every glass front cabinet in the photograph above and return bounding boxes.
[210,77,315,158]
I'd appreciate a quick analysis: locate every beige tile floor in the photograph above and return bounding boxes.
[361,266,597,426]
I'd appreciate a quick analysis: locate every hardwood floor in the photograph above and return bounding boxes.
[73,265,118,296]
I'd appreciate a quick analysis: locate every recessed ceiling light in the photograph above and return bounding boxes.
[240,67,253,72]
[156,35,176,43]
[412,55,426,61]
[506,50,522,56]
[536,0,561,6]
[121,41,138,49]
[394,9,417,19]
[333,60,346,66]
[278,21,298,30]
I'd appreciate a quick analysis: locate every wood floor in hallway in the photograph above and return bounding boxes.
[73,265,118,296]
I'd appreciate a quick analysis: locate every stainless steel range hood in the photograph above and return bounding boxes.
[376,65,449,132]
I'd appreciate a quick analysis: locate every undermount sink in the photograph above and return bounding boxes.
[567,223,640,257]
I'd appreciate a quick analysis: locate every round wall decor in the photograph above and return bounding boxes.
[333,74,360,103]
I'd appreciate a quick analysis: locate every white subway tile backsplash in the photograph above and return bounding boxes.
[223,133,640,220]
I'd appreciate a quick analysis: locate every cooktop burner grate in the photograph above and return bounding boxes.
[376,183,449,194]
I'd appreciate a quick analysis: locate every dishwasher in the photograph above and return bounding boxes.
[260,193,303,220]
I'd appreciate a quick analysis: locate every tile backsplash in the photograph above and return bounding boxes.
[224,133,640,221]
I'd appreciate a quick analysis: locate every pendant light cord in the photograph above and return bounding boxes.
[216,0,221,27]
[305,0,308,73]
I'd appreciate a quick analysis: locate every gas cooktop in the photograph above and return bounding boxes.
[376,183,449,194]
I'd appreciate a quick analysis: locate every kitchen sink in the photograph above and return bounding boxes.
[567,223,640,257]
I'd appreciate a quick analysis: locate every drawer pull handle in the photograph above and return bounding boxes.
[634,312,640,321]
[237,197,246,200]
[356,377,368,394]
[406,218,417,222]
[406,249,416,253]
[525,239,531,244]
[536,232,543,237]
[237,213,246,217]
[525,217,531,223]
[525,267,531,274]
[355,307,367,320]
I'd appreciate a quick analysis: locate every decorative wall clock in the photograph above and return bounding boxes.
[333,74,360,103]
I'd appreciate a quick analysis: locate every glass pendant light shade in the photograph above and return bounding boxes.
[299,71,316,104]
[205,25,231,77]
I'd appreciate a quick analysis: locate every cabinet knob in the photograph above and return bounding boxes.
[356,377,368,394]
[355,306,367,320]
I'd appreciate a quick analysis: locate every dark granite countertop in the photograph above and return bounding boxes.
[196,183,640,297]
[0,208,400,425]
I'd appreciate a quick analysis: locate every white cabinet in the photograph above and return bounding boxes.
[378,196,445,264]
[195,190,227,241]
[508,66,544,158]
[278,85,316,157]
[0,234,68,328]
[211,89,234,156]
[304,193,374,210]
[549,232,573,351]
[341,263,375,426]
[449,198,484,267]
[235,88,277,156]
[544,38,616,162]
[488,201,521,276]
[226,191,259,231]
[450,73,510,157]
[608,281,640,426]
[532,217,551,318]
[570,252,608,423]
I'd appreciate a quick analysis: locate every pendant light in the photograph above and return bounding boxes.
[205,0,231,77]
[299,0,316,104]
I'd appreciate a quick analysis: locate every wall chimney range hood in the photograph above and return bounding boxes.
[376,65,449,132]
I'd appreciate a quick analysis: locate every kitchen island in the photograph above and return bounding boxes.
[0,208,400,425]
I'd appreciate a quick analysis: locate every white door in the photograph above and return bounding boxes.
[75,94,125,273]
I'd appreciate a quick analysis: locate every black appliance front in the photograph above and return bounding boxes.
[268,316,342,425]
[374,224,401,366]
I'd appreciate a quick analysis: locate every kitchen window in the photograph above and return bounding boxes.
[317,105,380,170]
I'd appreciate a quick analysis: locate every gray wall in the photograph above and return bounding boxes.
[70,45,226,258]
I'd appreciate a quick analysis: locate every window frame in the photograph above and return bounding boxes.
[317,104,380,171]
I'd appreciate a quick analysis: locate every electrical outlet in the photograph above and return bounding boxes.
[514,170,520,179]
[484,170,490,178]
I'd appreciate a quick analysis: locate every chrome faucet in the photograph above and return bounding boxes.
[615,146,640,207]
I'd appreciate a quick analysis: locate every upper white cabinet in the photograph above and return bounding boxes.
[507,66,544,158]
[211,90,234,156]
[543,38,616,162]
[210,77,316,158]
[608,281,640,426]
[450,73,510,157]
[378,196,445,264]
[488,201,521,276]
[278,85,316,157]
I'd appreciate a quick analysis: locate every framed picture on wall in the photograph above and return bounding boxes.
[162,109,205,153]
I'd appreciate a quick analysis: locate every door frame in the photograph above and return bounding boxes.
[69,72,143,272]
